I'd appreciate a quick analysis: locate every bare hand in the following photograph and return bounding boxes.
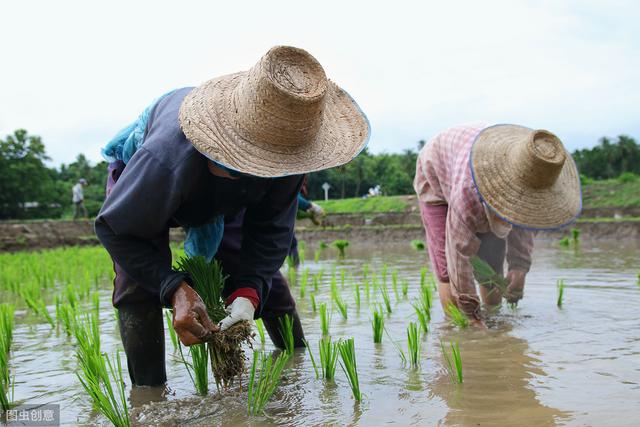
[505,270,526,304]
[171,283,218,346]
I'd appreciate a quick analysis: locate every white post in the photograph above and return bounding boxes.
[322,182,331,201]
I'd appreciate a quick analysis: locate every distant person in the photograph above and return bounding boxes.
[414,123,581,328]
[72,178,88,219]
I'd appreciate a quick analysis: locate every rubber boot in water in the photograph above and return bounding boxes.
[262,310,306,350]
[117,302,167,386]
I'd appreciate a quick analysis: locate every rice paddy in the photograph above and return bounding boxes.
[1,240,638,425]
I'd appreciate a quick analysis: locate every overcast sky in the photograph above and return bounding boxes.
[1,0,638,166]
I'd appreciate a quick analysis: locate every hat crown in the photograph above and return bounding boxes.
[516,130,566,189]
[232,46,327,148]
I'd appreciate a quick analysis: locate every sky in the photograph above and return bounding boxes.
[1,0,639,166]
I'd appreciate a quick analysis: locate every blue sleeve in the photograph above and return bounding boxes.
[297,193,312,211]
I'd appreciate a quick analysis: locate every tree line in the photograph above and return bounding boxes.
[0,129,637,219]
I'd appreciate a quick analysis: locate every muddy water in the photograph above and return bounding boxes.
[7,241,640,426]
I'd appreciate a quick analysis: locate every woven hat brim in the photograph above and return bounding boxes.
[179,72,370,178]
[470,124,582,230]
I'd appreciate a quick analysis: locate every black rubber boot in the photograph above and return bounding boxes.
[262,310,306,350]
[117,302,167,386]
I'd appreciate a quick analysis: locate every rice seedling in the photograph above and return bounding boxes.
[441,341,463,384]
[362,263,370,280]
[384,327,407,365]
[304,339,319,379]
[571,228,581,245]
[313,269,324,292]
[77,350,131,427]
[190,344,210,395]
[391,269,400,301]
[20,287,54,327]
[309,293,317,313]
[420,267,428,290]
[406,322,421,367]
[353,282,361,310]
[0,304,14,358]
[558,236,570,247]
[278,314,295,356]
[299,268,309,298]
[287,264,297,288]
[413,303,430,334]
[363,277,371,300]
[401,279,409,298]
[380,283,392,314]
[298,240,306,265]
[338,338,362,402]
[340,269,347,288]
[411,239,426,251]
[381,264,388,286]
[177,256,252,389]
[247,350,289,416]
[330,276,348,319]
[332,239,350,259]
[319,336,339,380]
[165,310,179,352]
[557,279,565,308]
[371,306,384,343]
[0,304,15,411]
[445,303,469,329]
[255,318,266,345]
[320,302,330,336]
[56,296,77,336]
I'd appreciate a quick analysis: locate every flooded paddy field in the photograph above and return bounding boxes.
[2,240,639,426]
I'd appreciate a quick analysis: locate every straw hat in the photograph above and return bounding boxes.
[179,46,370,178]
[470,125,581,229]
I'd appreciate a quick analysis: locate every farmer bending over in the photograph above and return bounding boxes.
[96,46,369,386]
[414,123,581,328]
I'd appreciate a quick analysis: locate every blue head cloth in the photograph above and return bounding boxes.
[101,90,224,261]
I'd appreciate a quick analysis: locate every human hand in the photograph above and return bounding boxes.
[219,297,255,331]
[505,270,526,304]
[308,203,325,225]
[470,318,488,329]
[171,282,218,346]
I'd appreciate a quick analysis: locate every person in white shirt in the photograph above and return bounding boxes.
[72,178,88,219]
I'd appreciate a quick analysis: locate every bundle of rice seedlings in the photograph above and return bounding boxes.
[440,341,463,384]
[371,306,384,343]
[319,303,330,336]
[338,338,362,401]
[319,337,339,380]
[407,322,421,367]
[380,283,392,314]
[333,293,348,320]
[55,296,76,336]
[445,303,469,329]
[177,256,252,389]
[332,239,350,259]
[247,350,289,416]
[470,256,509,299]
[309,293,317,313]
[401,279,409,298]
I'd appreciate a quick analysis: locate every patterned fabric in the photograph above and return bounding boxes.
[414,123,534,318]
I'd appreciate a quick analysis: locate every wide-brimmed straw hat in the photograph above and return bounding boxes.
[470,124,581,229]
[179,46,370,178]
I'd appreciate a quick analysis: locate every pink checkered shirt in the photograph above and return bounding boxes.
[414,123,534,318]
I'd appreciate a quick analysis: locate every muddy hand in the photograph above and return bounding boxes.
[219,297,255,331]
[171,282,218,346]
[505,270,526,304]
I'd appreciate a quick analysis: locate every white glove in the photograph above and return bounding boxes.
[309,203,324,216]
[219,297,255,331]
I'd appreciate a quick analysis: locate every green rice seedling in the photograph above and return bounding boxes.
[0,304,14,411]
[571,228,581,245]
[371,306,384,343]
[557,279,565,308]
[247,350,289,416]
[406,322,421,367]
[362,263,370,280]
[558,236,570,247]
[419,278,433,311]
[381,264,388,286]
[353,282,361,310]
[287,264,297,288]
[411,239,426,251]
[445,303,469,329]
[413,303,430,334]
[380,283,392,314]
[190,344,210,395]
[285,255,296,270]
[340,269,347,288]
[391,269,400,301]
[401,279,409,298]
[319,336,339,380]
[320,302,330,336]
[441,341,463,384]
[255,319,266,345]
[470,256,509,298]
[299,268,309,298]
[278,314,295,356]
[56,301,77,337]
[0,304,14,357]
[332,239,350,259]
[384,327,407,365]
[333,293,348,320]
[165,311,179,352]
[298,241,306,265]
[338,338,362,402]
[363,277,371,300]
[420,267,428,290]
[20,288,54,327]
[77,350,130,427]
[304,339,319,379]
[177,256,252,388]
[309,293,317,313]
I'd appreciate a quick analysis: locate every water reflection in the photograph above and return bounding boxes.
[432,324,570,426]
